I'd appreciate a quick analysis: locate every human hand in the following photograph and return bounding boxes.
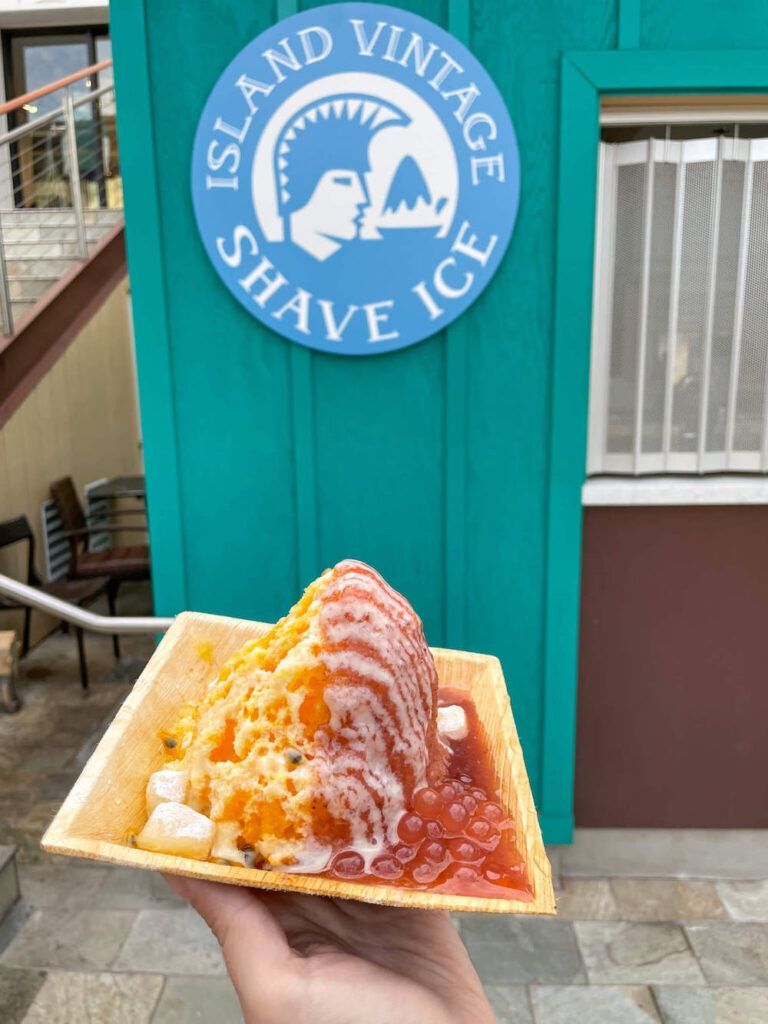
[164,874,495,1024]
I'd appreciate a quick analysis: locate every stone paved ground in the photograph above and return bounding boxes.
[1,597,767,1022]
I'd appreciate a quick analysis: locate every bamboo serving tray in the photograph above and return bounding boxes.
[42,611,555,916]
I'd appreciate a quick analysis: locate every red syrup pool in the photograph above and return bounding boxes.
[320,689,533,900]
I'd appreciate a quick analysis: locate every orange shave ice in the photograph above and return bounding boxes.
[150,560,447,872]
[136,560,531,898]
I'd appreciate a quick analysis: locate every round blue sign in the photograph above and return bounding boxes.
[191,3,519,356]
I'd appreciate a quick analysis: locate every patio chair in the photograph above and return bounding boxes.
[49,476,151,659]
[0,514,109,691]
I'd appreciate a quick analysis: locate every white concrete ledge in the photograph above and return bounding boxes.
[582,475,768,507]
[549,829,768,879]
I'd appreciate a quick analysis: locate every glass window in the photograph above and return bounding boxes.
[589,123,768,475]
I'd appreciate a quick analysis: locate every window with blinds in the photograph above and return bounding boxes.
[588,135,768,475]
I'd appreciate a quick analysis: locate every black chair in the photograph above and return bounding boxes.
[0,514,110,691]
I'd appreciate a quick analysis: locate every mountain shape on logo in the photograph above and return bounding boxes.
[377,156,448,232]
[383,156,431,213]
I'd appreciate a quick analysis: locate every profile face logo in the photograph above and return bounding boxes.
[192,3,519,356]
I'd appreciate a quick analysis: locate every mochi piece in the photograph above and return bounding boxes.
[210,821,243,864]
[437,704,469,742]
[137,801,214,859]
[146,769,189,814]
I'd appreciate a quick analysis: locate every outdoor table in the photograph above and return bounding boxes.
[87,475,146,501]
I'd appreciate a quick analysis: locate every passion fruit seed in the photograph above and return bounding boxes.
[163,737,177,749]
[284,748,303,765]
[237,843,257,868]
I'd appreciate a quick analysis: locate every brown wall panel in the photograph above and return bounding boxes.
[576,504,768,828]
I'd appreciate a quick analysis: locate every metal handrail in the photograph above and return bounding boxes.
[0,82,114,150]
[0,59,121,336]
[0,58,111,117]
[0,573,173,635]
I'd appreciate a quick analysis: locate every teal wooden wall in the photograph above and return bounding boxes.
[110,0,768,843]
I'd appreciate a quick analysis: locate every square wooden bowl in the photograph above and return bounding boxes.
[42,612,555,915]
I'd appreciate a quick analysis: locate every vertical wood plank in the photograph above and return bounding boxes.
[444,0,471,649]
[540,58,600,842]
[618,0,641,48]
[110,0,188,616]
[279,0,319,589]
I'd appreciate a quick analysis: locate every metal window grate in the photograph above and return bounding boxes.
[588,137,768,474]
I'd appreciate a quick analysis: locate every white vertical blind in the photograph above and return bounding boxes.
[589,137,768,475]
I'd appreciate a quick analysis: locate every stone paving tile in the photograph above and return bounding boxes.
[546,847,563,890]
[17,863,108,909]
[0,964,47,1024]
[0,590,155,871]
[114,908,226,975]
[1,908,135,971]
[36,772,80,801]
[151,976,244,1023]
[652,984,768,1024]
[530,984,661,1023]
[0,847,20,919]
[716,880,768,921]
[15,748,72,774]
[575,923,704,985]
[555,879,620,920]
[0,736,25,765]
[611,880,724,922]
[685,923,768,985]
[21,971,164,1024]
[483,985,533,1023]
[13,803,66,862]
[0,891,34,958]
[459,916,585,985]
[96,868,185,911]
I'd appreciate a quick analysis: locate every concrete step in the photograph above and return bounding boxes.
[8,275,59,302]
[10,297,37,322]
[0,208,122,241]
[2,223,119,244]
[0,845,19,924]
[3,239,83,259]
[6,257,75,278]
[0,207,122,226]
